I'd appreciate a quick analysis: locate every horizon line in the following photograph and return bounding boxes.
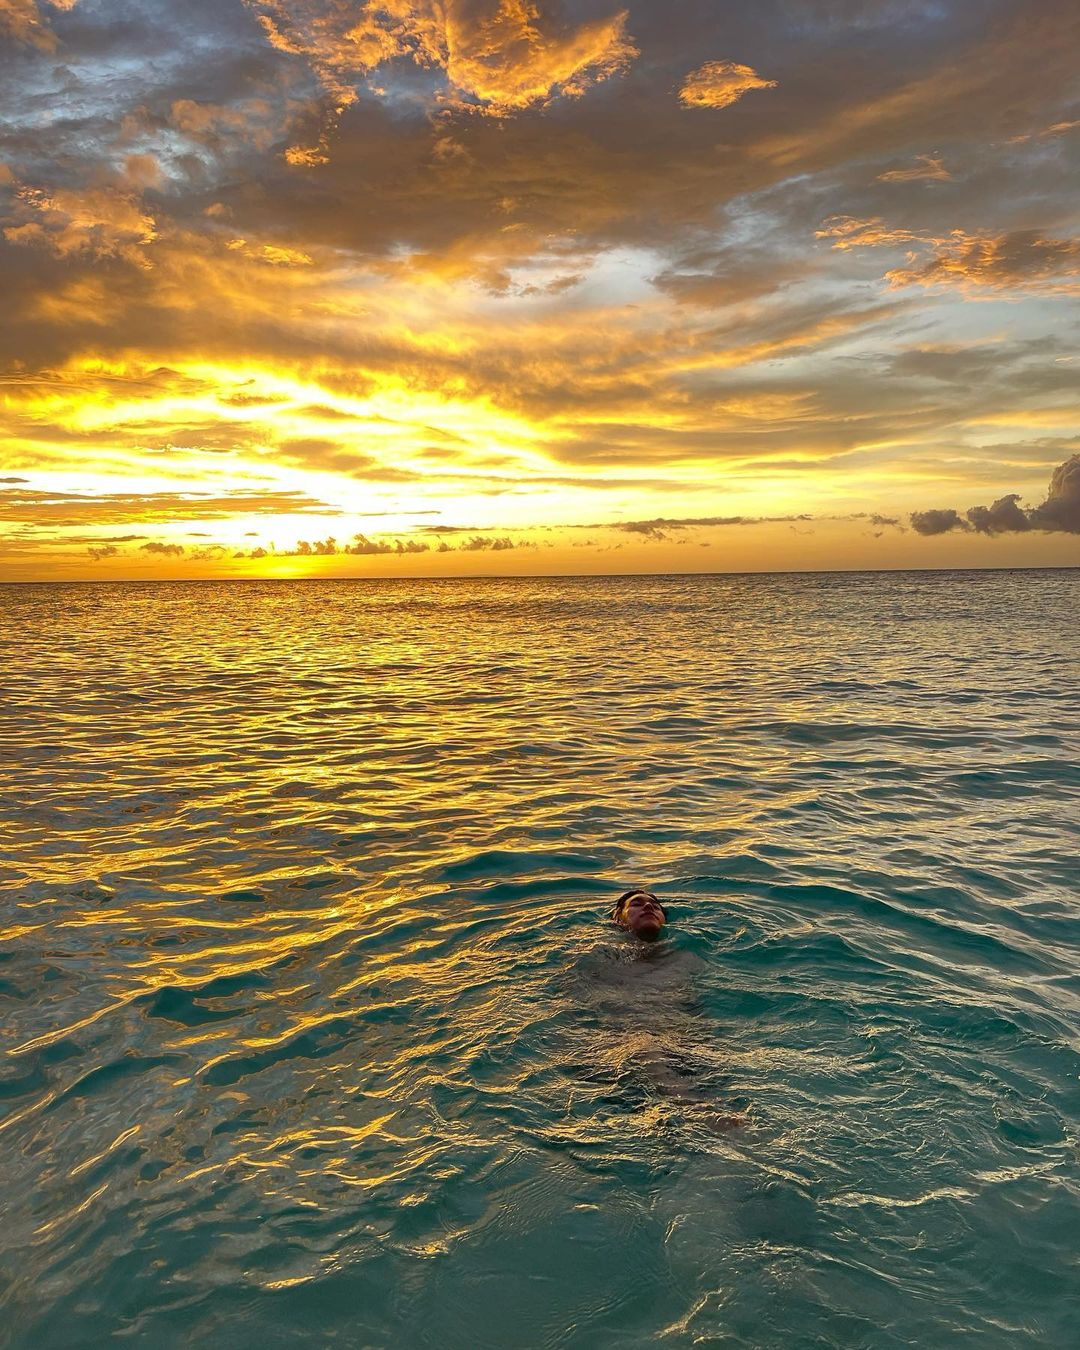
[2,563,1077,586]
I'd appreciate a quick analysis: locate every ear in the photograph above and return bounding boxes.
[659,905,669,921]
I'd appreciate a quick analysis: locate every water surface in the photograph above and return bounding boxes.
[2,571,1077,1347]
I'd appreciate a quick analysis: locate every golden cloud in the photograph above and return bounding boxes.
[248,0,636,130]
[168,98,284,155]
[678,61,776,111]
[3,184,158,264]
[434,1,636,112]
[816,215,926,250]
[877,153,951,182]
[0,486,337,525]
[819,216,1080,293]
[225,237,314,266]
[1006,118,1080,144]
[887,230,1080,293]
[0,0,79,51]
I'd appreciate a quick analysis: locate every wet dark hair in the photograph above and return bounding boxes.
[608,889,669,922]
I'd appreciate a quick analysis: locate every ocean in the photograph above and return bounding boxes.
[1,570,1077,1348]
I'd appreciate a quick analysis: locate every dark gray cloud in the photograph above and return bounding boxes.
[910,507,967,536]
[965,494,1032,535]
[1028,455,1080,533]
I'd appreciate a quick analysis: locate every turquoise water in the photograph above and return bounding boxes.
[1,571,1077,1348]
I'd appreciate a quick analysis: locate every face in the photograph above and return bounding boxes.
[619,891,666,939]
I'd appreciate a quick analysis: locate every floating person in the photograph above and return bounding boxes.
[570,887,749,1133]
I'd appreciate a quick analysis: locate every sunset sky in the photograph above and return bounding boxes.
[1,0,1078,579]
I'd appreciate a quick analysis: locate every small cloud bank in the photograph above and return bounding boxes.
[460,534,514,550]
[909,507,966,537]
[139,540,185,556]
[233,531,516,558]
[909,455,1080,535]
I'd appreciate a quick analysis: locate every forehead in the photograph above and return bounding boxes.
[625,891,656,903]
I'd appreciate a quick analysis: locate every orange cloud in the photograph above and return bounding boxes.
[284,144,330,166]
[249,0,636,133]
[168,98,284,155]
[816,215,926,250]
[678,60,776,110]
[0,486,337,525]
[0,0,78,51]
[887,230,1080,293]
[818,216,1080,294]
[436,1,636,112]
[877,153,951,182]
[225,237,314,266]
[1007,118,1080,144]
[3,183,157,264]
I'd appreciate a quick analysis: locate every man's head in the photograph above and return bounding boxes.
[609,888,668,939]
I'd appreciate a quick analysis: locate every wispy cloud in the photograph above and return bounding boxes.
[590,513,812,540]
[876,153,950,182]
[0,486,337,525]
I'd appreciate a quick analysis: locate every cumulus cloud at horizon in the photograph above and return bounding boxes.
[910,455,1080,536]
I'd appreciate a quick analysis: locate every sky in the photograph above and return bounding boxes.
[1,0,1078,580]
